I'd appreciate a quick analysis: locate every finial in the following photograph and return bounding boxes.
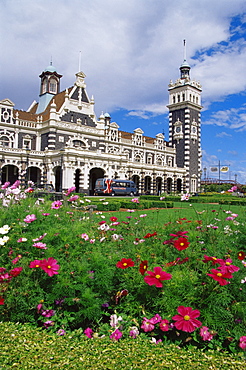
[183,39,186,61]
[50,56,53,66]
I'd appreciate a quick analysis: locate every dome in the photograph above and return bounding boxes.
[44,63,57,73]
[104,112,111,118]
[180,59,190,69]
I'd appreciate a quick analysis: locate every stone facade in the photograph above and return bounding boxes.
[0,61,202,195]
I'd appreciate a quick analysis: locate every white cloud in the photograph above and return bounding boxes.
[216,131,232,137]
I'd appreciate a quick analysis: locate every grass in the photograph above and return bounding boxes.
[0,322,245,370]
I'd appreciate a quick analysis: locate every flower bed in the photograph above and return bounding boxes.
[0,181,245,353]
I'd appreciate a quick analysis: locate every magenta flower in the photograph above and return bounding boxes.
[200,326,214,341]
[64,186,76,196]
[217,258,240,274]
[81,233,89,241]
[149,314,162,324]
[41,309,55,318]
[239,336,246,350]
[172,306,202,333]
[141,318,155,332]
[33,242,47,249]
[42,213,50,216]
[51,200,63,209]
[24,214,37,223]
[1,181,10,189]
[84,327,93,338]
[131,198,139,203]
[144,266,172,288]
[110,329,122,341]
[68,195,79,202]
[29,260,42,269]
[129,327,139,338]
[159,319,170,332]
[57,329,66,336]
[17,237,27,243]
[43,320,54,328]
[207,268,233,286]
[40,257,60,277]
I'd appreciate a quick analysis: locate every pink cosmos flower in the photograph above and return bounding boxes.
[40,257,60,277]
[207,268,233,286]
[42,213,50,216]
[64,186,76,196]
[24,214,37,223]
[84,327,93,338]
[131,198,139,203]
[17,238,27,243]
[200,326,214,341]
[51,200,63,209]
[2,181,10,189]
[33,233,47,242]
[217,258,240,274]
[172,306,202,333]
[29,260,42,269]
[110,329,122,341]
[144,266,172,288]
[159,319,170,332]
[149,314,162,324]
[81,233,89,241]
[239,336,246,350]
[11,254,22,264]
[68,195,79,202]
[33,242,47,249]
[57,329,66,336]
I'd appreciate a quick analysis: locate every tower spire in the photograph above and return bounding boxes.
[183,39,186,61]
[180,40,190,79]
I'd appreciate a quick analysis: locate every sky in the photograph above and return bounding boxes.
[1,0,246,184]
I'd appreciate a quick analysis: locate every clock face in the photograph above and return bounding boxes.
[176,127,181,133]
[192,127,196,133]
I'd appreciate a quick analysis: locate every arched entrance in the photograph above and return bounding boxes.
[167,177,172,194]
[1,165,19,185]
[89,168,104,195]
[55,166,62,192]
[144,176,151,195]
[74,169,81,193]
[28,166,41,185]
[132,175,140,192]
[177,178,182,193]
[156,177,162,195]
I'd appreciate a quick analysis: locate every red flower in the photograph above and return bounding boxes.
[170,231,188,238]
[0,296,4,305]
[116,258,135,269]
[207,268,233,286]
[172,306,202,333]
[160,319,169,332]
[9,267,23,277]
[238,251,245,261]
[139,260,148,275]
[202,255,219,265]
[144,266,172,288]
[144,232,157,239]
[40,257,60,277]
[217,258,240,274]
[110,216,118,222]
[173,237,190,251]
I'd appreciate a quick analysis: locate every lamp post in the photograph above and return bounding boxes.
[235,174,237,183]
[203,167,207,181]
[59,148,65,192]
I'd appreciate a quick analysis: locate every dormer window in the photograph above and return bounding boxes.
[49,78,57,93]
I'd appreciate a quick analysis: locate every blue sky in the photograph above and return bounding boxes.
[1,0,246,183]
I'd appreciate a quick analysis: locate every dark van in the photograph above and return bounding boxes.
[94,178,138,196]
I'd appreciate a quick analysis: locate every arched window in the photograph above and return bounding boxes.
[135,154,141,162]
[49,78,57,93]
[41,78,47,94]
[73,140,86,148]
[0,135,10,147]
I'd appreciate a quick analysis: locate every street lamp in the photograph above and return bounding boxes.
[235,174,237,183]
[203,167,207,181]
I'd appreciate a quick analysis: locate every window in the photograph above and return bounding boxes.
[42,78,47,94]
[73,140,86,148]
[0,135,9,147]
[135,154,141,162]
[49,78,57,93]
[23,139,31,149]
[147,156,152,164]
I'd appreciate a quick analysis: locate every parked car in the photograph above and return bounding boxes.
[94,178,138,196]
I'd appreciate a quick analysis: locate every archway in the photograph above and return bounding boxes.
[167,177,172,194]
[55,166,62,192]
[1,165,19,185]
[89,168,104,195]
[74,169,81,193]
[132,175,140,192]
[144,176,151,194]
[177,178,182,193]
[28,166,41,185]
[156,177,162,195]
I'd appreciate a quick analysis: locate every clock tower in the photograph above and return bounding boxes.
[167,48,202,193]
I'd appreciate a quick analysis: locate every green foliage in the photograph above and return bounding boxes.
[0,192,245,354]
[1,322,245,370]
